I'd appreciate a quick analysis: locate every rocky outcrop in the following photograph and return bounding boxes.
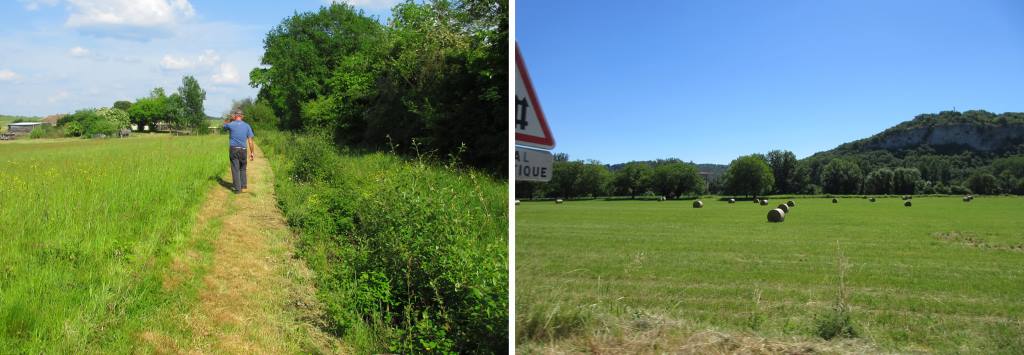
[863,123,1024,152]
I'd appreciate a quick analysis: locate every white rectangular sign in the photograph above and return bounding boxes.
[515,146,553,182]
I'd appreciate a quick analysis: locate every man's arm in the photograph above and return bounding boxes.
[248,137,255,161]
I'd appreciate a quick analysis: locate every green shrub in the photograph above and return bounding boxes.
[28,126,45,139]
[261,131,508,353]
[64,122,84,137]
[815,306,857,340]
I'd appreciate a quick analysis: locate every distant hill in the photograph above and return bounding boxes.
[819,110,1024,156]
[799,110,1024,192]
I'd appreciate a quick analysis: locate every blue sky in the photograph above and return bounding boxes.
[516,0,1024,165]
[0,0,398,117]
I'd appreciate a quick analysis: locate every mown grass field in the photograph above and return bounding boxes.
[516,197,1024,353]
[0,135,224,352]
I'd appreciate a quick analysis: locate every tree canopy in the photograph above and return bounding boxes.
[723,155,774,197]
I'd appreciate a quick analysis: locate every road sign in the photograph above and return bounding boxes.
[515,43,555,150]
[515,146,553,182]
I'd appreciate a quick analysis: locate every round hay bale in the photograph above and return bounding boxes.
[515,200,520,205]
[658,196,667,201]
[728,198,736,203]
[555,199,564,204]
[832,198,838,204]
[777,204,790,213]
[759,199,769,206]
[904,201,912,207]
[767,208,785,222]
[693,200,703,208]
[869,197,876,202]
[786,200,795,207]
[963,196,970,202]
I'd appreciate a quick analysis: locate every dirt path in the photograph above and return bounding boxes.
[143,145,343,354]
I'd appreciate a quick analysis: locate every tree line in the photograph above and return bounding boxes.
[249,0,507,175]
[517,150,1024,199]
[56,75,211,137]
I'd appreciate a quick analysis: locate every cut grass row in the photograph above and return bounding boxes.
[0,136,225,352]
[516,197,1024,353]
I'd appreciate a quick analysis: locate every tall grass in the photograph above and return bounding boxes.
[259,131,508,353]
[0,136,224,352]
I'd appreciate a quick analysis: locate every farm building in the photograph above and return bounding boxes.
[7,122,48,134]
[41,114,65,126]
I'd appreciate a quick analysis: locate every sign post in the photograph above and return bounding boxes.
[515,43,555,182]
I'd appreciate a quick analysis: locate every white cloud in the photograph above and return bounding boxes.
[20,0,60,11]
[65,0,195,29]
[69,46,90,57]
[197,49,221,67]
[328,0,400,11]
[48,90,70,103]
[160,55,192,70]
[211,63,240,84]
[0,70,17,81]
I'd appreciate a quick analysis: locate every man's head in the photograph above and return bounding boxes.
[231,110,244,121]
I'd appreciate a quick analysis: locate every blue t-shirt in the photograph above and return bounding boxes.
[223,120,254,148]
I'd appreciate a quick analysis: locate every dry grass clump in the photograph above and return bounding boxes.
[767,208,785,222]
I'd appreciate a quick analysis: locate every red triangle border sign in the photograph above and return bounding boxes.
[515,42,556,149]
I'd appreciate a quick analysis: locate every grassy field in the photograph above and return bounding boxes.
[0,135,224,352]
[516,197,1024,353]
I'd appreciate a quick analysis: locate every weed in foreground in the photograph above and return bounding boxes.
[815,241,858,340]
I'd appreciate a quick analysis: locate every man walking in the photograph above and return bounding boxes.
[223,111,255,193]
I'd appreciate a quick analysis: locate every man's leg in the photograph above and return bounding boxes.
[239,148,248,191]
[230,150,242,192]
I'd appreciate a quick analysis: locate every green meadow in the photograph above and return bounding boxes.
[516,197,1024,353]
[0,136,224,351]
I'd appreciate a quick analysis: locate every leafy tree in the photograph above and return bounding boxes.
[176,75,207,131]
[863,168,895,195]
[252,1,507,176]
[128,89,173,132]
[613,162,653,198]
[723,155,774,197]
[821,159,863,194]
[650,161,704,198]
[577,161,613,197]
[766,150,799,193]
[967,172,1000,195]
[113,100,132,111]
[548,160,584,199]
[231,98,279,130]
[992,156,1024,178]
[892,167,922,194]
